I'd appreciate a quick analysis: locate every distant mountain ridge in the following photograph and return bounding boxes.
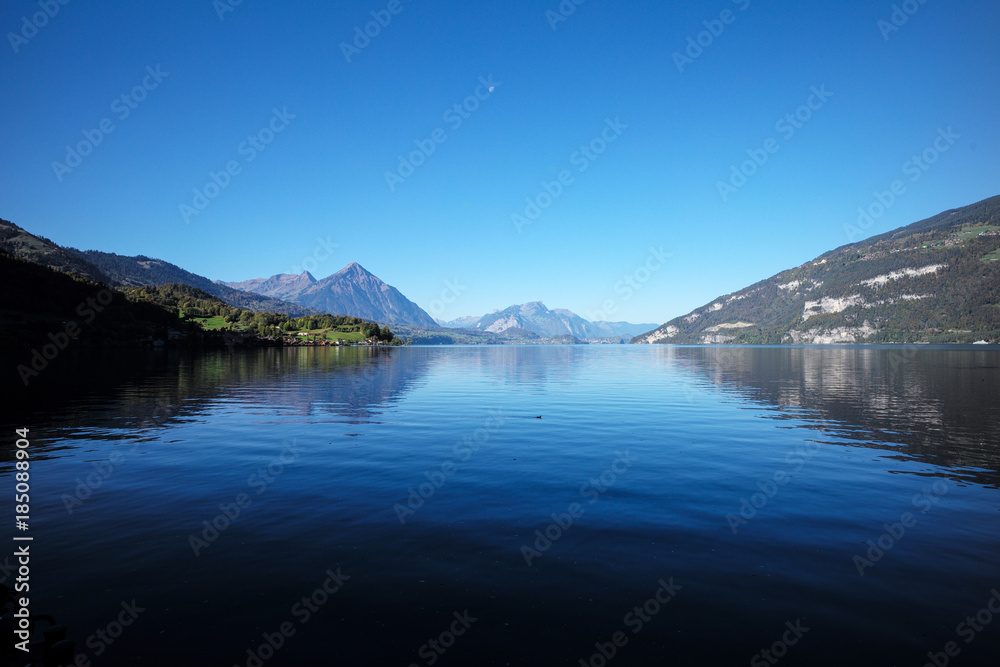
[222,270,318,303]
[0,219,318,317]
[439,302,658,341]
[632,195,1000,345]
[224,263,438,327]
[438,315,481,329]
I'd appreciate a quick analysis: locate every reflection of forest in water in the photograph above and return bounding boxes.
[657,346,1000,487]
[1,346,590,440]
[1,347,434,446]
[1,346,593,433]
[4,345,998,486]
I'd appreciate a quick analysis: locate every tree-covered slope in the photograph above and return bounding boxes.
[0,249,196,353]
[74,250,319,317]
[0,219,317,317]
[0,219,110,284]
[633,195,1000,345]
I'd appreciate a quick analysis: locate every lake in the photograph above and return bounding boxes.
[3,345,999,666]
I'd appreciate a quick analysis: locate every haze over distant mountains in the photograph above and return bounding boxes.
[438,302,658,341]
[633,195,1000,345]
[223,264,438,327]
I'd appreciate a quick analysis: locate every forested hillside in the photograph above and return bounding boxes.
[634,195,1000,345]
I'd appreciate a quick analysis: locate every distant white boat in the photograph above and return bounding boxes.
[973,340,989,345]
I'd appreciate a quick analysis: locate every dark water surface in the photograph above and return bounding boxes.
[2,346,999,666]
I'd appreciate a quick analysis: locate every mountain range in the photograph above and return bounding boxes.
[0,220,318,317]
[5,194,998,346]
[223,265,438,327]
[439,302,657,341]
[0,219,653,339]
[632,194,1000,345]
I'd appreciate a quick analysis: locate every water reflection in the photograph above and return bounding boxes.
[1,347,435,454]
[5,346,997,482]
[660,346,1000,487]
[0,345,997,665]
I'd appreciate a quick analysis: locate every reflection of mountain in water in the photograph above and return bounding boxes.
[425,345,588,390]
[659,346,1000,487]
[1,346,589,448]
[267,347,435,424]
[1,347,435,444]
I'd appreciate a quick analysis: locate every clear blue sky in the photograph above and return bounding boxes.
[2,0,998,324]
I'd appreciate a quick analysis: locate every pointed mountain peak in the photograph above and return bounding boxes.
[334,262,377,279]
[300,270,316,282]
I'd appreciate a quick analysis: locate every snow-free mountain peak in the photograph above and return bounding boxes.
[226,263,436,327]
[439,302,658,341]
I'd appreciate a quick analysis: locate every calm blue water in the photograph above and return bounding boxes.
[2,346,999,665]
